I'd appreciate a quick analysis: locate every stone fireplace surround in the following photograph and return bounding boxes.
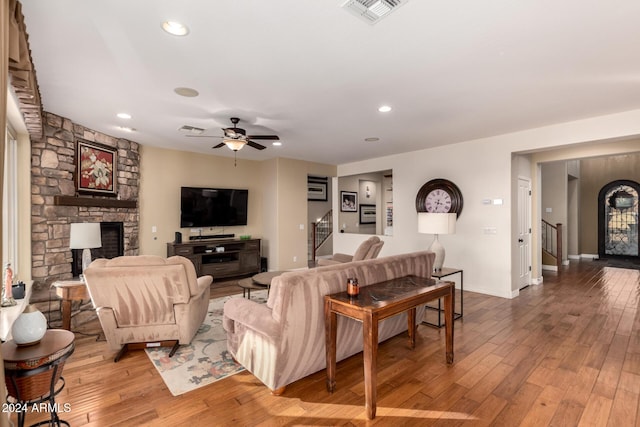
[31,112,140,293]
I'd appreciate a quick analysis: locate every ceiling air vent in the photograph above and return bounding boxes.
[341,0,408,25]
[178,125,204,135]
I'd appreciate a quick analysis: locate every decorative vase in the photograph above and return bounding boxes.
[11,304,47,346]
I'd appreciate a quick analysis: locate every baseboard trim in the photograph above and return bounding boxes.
[532,276,544,285]
[542,264,558,272]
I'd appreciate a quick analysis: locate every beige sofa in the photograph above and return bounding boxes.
[223,250,435,392]
[84,255,212,361]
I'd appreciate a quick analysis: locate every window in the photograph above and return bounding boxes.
[2,126,18,277]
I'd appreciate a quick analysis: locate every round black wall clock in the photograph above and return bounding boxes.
[415,178,463,217]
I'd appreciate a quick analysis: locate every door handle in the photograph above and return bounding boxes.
[518,238,524,243]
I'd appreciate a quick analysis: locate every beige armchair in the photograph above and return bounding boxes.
[84,255,212,362]
[317,236,384,266]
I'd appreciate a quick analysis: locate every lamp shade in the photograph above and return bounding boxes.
[224,139,247,151]
[418,213,456,235]
[69,223,102,249]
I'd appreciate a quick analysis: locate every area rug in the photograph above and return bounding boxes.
[145,290,268,396]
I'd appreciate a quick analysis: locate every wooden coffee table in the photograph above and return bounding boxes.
[237,278,267,298]
[324,275,455,420]
[238,271,284,298]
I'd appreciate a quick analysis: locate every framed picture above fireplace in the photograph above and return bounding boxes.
[76,139,117,196]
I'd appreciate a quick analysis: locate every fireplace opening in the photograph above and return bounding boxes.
[72,222,124,277]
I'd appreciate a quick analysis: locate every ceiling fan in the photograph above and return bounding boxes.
[188,117,280,152]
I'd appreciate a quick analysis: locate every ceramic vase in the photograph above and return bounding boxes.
[11,304,47,346]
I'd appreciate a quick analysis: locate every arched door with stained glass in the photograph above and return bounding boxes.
[598,180,639,258]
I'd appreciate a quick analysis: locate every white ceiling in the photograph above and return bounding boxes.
[18,0,640,165]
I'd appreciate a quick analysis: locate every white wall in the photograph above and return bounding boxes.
[541,161,568,262]
[139,147,336,272]
[334,109,640,299]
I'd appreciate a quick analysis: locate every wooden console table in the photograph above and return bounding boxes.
[324,275,454,419]
[167,238,261,278]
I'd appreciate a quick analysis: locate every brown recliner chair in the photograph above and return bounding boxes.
[317,236,384,266]
[84,255,212,362]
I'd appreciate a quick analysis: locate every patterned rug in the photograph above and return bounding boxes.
[145,290,268,396]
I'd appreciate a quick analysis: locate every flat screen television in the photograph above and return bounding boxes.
[180,187,248,228]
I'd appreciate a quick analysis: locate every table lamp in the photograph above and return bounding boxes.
[69,222,102,279]
[418,213,456,272]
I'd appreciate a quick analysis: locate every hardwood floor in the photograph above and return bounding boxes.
[11,262,640,426]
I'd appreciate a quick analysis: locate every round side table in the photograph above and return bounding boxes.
[2,329,75,427]
[237,278,267,299]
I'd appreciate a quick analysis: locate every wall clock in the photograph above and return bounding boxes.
[415,178,463,217]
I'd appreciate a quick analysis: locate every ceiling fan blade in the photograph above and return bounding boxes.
[247,135,279,141]
[212,142,226,149]
[247,140,267,150]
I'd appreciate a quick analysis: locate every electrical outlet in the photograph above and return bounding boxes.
[293,256,297,262]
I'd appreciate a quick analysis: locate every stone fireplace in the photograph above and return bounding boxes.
[71,222,125,277]
[31,112,140,290]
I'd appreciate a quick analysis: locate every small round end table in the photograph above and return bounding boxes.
[2,329,75,427]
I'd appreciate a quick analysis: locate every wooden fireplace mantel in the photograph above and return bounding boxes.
[54,195,137,209]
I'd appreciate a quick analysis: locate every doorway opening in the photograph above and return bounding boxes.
[598,180,639,259]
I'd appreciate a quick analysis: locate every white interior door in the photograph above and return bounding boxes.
[518,177,532,289]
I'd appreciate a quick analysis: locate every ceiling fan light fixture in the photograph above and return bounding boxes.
[162,21,189,36]
[224,139,247,151]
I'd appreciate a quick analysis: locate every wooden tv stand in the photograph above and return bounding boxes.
[167,238,261,279]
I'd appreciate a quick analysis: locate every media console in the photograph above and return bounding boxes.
[167,238,261,279]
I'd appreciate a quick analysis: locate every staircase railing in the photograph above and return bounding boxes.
[312,210,332,261]
[541,220,563,270]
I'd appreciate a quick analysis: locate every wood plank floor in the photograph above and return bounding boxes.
[10,261,640,426]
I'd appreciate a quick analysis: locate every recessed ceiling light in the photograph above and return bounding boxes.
[117,113,132,119]
[378,105,392,113]
[272,141,282,146]
[162,21,189,36]
[119,126,135,132]
[364,137,380,142]
[174,87,199,97]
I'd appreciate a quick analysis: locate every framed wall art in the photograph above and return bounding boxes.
[341,191,357,212]
[307,177,328,201]
[76,139,117,196]
[359,204,376,224]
